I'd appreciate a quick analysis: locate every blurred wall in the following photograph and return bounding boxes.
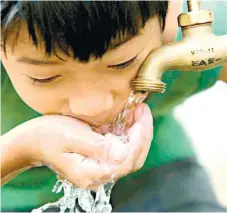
[174,80,227,207]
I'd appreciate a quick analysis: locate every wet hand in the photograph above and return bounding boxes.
[5,115,129,187]
[69,103,153,191]
[6,104,152,191]
[98,103,153,185]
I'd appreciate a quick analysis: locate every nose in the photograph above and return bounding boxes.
[68,90,114,118]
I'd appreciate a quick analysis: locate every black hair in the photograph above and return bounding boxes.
[1,1,168,62]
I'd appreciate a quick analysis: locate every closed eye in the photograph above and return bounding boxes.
[28,75,61,85]
[107,56,139,70]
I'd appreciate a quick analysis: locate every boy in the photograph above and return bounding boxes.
[1,1,227,211]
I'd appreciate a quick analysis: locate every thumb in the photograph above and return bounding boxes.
[64,128,126,163]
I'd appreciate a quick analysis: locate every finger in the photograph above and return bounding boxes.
[132,103,153,126]
[61,154,102,189]
[104,104,149,168]
[91,126,103,135]
[92,124,113,135]
[104,128,142,179]
[132,127,153,172]
[46,154,86,188]
[130,104,153,171]
[99,124,113,135]
[74,156,117,188]
[126,104,152,160]
[64,128,126,163]
[58,117,105,154]
[57,153,119,190]
[96,104,153,180]
[109,104,153,176]
[87,184,100,192]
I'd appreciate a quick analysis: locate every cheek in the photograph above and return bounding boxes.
[16,87,61,114]
[2,61,62,114]
[12,79,61,114]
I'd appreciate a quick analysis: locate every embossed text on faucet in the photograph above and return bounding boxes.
[190,48,222,66]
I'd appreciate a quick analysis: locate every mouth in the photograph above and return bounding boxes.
[63,100,129,128]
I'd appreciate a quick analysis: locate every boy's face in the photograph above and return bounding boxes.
[2,16,162,126]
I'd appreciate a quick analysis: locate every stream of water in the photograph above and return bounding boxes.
[31,91,149,213]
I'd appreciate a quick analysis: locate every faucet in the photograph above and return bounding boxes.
[131,0,227,93]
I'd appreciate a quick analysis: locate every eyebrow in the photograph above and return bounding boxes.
[16,57,61,65]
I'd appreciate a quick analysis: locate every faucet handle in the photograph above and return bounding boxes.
[178,0,213,28]
[187,0,200,12]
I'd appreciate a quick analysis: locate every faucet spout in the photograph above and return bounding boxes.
[131,0,227,93]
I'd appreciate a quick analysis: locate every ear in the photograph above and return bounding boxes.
[161,0,183,44]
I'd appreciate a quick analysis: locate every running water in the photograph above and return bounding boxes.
[31,91,149,213]
[111,91,149,136]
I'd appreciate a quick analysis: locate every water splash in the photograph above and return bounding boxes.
[31,91,149,213]
[111,91,149,135]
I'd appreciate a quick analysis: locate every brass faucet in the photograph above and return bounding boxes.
[131,0,227,93]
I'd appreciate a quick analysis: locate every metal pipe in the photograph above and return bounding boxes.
[131,0,227,93]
